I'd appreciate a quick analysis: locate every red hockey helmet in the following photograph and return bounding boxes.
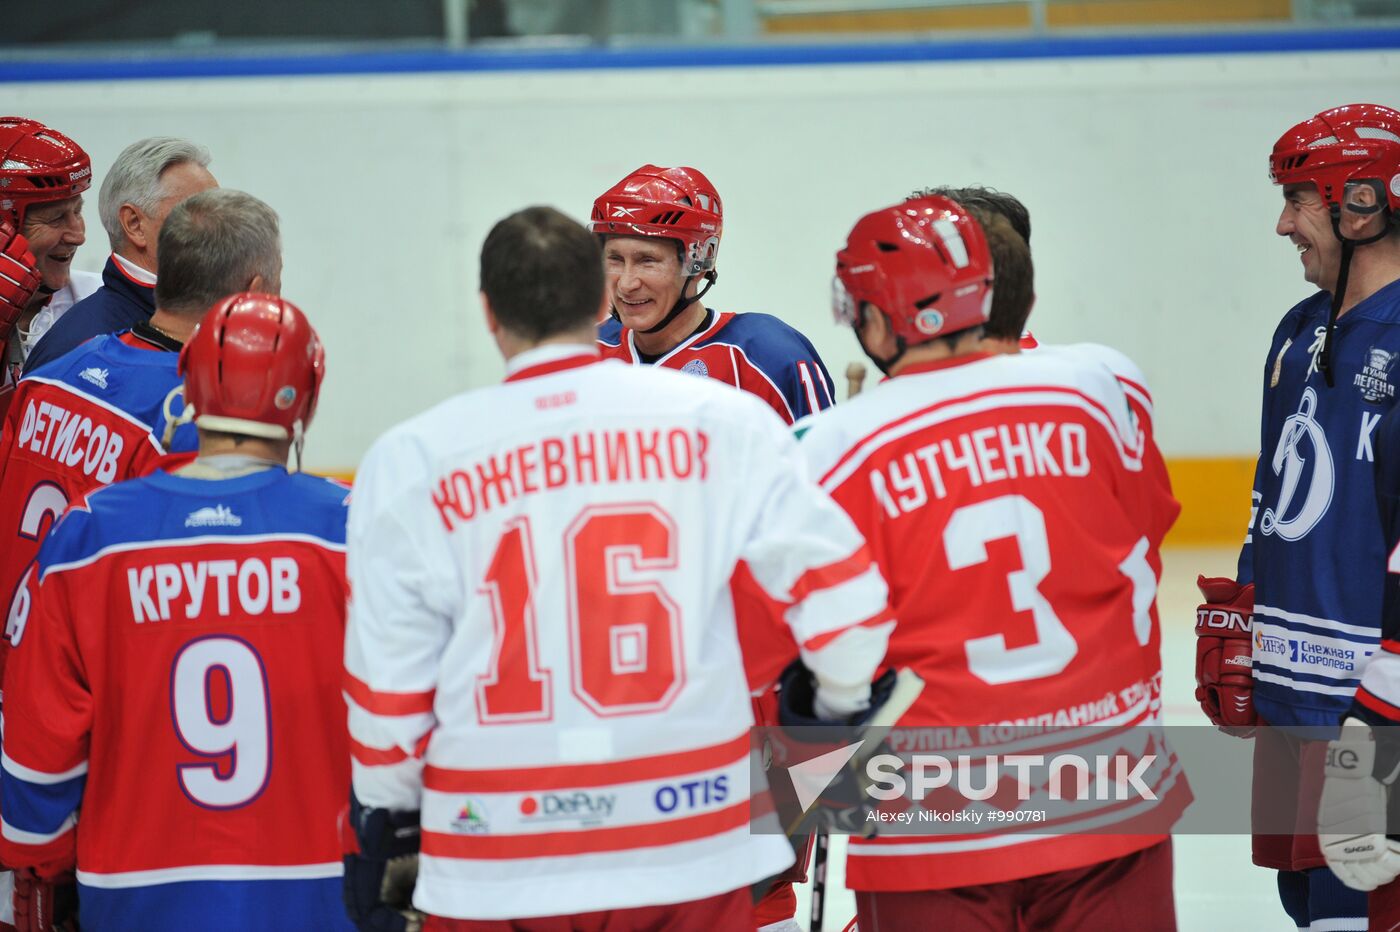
[0,117,92,228]
[1270,103,1400,216]
[590,165,723,276]
[179,293,325,441]
[834,195,994,345]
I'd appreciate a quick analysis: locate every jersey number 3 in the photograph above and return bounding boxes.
[945,494,1155,685]
[476,504,683,723]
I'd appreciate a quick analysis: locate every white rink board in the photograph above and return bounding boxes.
[5,50,1395,470]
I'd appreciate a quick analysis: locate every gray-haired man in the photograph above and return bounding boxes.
[24,136,216,372]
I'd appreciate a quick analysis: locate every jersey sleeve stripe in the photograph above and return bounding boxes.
[421,800,749,860]
[77,862,344,889]
[788,548,875,604]
[818,385,1143,490]
[1356,687,1400,722]
[801,608,895,652]
[1,752,87,785]
[342,672,435,716]
[423,733,748,794]
[1,813,76,846]
[348,736,411,767]
[797,361,820,414]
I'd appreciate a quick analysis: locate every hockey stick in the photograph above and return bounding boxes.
[806,668,925,931]
[810,829,830,931]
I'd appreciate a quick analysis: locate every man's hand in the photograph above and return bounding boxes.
[1320,719,1400,891]
[12,868,77,932]
[0,219,40,345]
[1195,576,1257,735]
[342,793,424,932]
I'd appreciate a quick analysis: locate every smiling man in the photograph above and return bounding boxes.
[1207,103,1400,932]
[0,117,99,412]
[591,165,834,425]
[24,136,217,373]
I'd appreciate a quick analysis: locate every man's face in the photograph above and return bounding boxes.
[1277,182,1340,293]
[603,236,686,332]
[21,195,86,292]
[146,161,218,259]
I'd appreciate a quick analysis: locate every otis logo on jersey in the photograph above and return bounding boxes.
[654,775,729,813]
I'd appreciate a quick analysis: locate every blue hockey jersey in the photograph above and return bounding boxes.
[0,467,353,932]
[1241,278,1400,726]
[598,309,836,423]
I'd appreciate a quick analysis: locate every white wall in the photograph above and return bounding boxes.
[5,48,1391,470]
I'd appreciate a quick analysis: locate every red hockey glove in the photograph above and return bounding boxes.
[0,219,41,346]
[12,868,77,932]
[1195,576,1257,735]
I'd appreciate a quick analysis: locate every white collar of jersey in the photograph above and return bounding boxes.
[505,342,599,378]
[111,251,158,286]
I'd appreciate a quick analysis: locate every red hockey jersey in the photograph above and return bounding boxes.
[0,331,195,690]
[797,350,1187,890]
[0,467,354,932]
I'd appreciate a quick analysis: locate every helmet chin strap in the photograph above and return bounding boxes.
[1317,207,1392,388]
[852,313,907,377]
[638,271,717,335]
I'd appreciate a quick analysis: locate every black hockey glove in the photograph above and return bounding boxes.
[343,791,424,932]
[777,660,898,728]
[774,661,912,836]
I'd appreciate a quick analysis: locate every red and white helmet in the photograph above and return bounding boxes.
[590,165,723,276]
[179,293,325,441]
[1270,103,1400,216]
[0,116,92,228]
[834,195,994,345]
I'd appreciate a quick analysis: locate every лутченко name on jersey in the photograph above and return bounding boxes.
[16,397,125,483]
[870,421,1090,518]
[127,557,301,623]
[432,428,710,532]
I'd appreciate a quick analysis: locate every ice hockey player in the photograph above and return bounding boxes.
[0,293,350,932]
[0,117,98,414]
[1221,103,1400,930]
[592,164,834,424]
[342,205,893,930]
[801,194,1185,930]
[0,188,282,692]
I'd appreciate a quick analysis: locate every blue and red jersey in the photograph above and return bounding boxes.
[0,467,353,932]
[598,309,835,424]
[0,328,196,689]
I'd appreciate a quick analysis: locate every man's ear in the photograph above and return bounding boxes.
[246,273,279,296]
[481,292,500,336]
[119,203,147,250]
[1341,182,1389,239]
[860,303,896,356]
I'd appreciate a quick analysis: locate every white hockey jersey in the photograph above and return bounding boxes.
[345,345,893,921]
